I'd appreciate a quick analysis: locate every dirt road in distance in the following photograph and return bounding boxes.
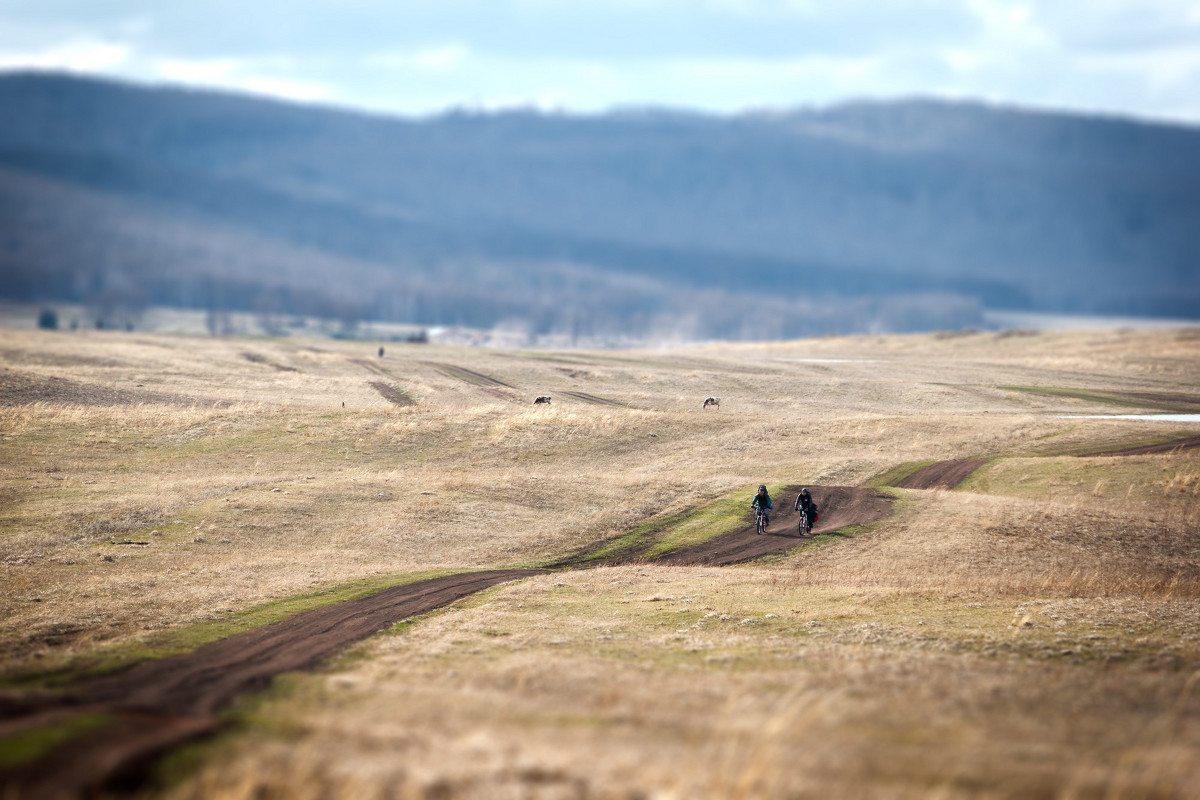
[1080,435,1200,457]
[892,460,988,490]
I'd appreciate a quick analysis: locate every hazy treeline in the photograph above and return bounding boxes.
[1,72,1197,339]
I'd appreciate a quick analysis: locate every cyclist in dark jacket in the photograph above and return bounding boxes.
[794,488,818,532]
[751,485,773,527]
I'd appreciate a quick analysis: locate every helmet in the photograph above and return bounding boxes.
[800,487,809,494]
[758,485,767,492]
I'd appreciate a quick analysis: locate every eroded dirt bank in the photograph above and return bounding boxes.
[2,489,895,799]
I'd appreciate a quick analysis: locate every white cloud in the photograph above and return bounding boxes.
[968,0,1051,47]
[237,75,331,102]
[155,57,239,84]
[412,44,470,70]
[369,44,471,71]
[154,57,331,102]
[0,37,130,72]
[0,1,1198,122]
[1080,44,1200,96]
[1031,0,1200,51]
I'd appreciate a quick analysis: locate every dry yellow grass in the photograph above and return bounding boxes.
[3,325,1200,797]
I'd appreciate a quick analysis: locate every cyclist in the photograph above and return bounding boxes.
[751,485,773,528]
[794,487,818,532]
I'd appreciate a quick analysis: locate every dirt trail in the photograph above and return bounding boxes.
[1079,435,1200,457]
[0,369,203,408]
[2,489,894,799]
[893,460,987,490]
[890,436,1200,495]
[558,391,626,407]
[654,486,893,566]
[3,570,544,798]
[424,362,513,389]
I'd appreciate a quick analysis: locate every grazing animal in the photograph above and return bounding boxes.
[703,397,720,410]
[534,395,552,405]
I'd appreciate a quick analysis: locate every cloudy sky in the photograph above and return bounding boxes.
[2,0,1199,123]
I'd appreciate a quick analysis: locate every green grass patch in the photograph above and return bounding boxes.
[643,486,789,558]
[558,487,777,566]
[0,713,111,770]
[560,518,668,566]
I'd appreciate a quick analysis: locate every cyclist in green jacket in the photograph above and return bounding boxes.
[751,485,773,527]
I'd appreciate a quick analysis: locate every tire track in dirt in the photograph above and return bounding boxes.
[369,381,417,406]
[3,488,895,798]
[892,460,987,490]
[1079,435,1200,457]
[424,362,514,389]
[240,352,299,372]
[348,356,392,378]
[0,369,211,408]
[350,358,417,405]
[558,391,627,407]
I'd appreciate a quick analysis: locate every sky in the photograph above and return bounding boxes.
[2,0,1199,124]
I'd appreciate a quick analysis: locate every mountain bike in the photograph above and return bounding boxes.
[754,505,768,534]
[798,508,812,536]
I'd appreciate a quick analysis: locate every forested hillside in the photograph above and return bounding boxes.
[1,71,1196,340]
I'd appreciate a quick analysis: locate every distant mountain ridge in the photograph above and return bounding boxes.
[1,71,1197,340]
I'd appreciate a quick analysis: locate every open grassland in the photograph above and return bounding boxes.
[2,326,1200,797]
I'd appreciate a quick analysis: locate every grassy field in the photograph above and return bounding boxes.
[2,326,1199,797]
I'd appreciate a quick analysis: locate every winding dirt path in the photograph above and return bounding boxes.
[652,486,893,566]
[892,460,987,490]
[2,489,894,798]
[3,570,545,798]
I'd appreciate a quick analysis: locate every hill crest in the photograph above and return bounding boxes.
[1,70,1197,341]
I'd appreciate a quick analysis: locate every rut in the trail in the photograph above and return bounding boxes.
[2,488,894,799]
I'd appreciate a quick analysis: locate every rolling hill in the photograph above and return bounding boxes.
[1,71,1197,340]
